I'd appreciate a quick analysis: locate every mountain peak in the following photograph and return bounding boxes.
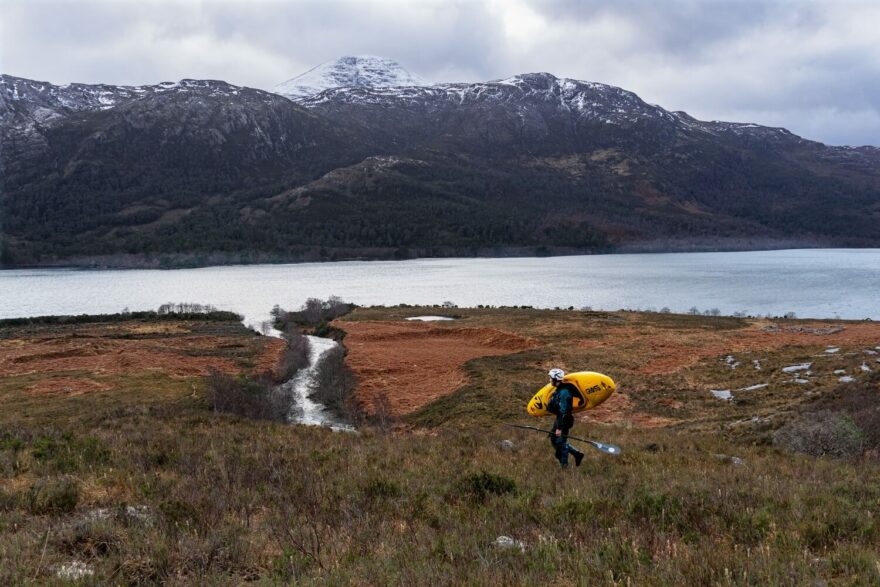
[273,55,428,100]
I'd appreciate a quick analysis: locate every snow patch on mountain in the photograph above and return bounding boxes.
[273,55,428,100]
[301,71,671,125]
[0,75,256,130]
[293,68,811,143]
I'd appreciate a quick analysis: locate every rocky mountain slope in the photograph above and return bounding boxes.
[273,55,427,100]
[1,60,879,267]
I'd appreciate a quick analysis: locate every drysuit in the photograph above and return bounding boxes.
[547,383,584,467]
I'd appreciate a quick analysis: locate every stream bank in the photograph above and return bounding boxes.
[273,333,356,432]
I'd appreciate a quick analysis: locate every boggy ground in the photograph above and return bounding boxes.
[0,309,878,585]
[339,307,880,437]
[0,318,284,425]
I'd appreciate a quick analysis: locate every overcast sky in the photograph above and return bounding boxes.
[2,0,877,146]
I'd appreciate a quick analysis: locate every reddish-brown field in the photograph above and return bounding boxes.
[0,320,283,411]
[338,320,538,415]
[337,307,880,431]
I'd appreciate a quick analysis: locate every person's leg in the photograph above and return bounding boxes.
[562,416,583,466]
[549,425,559,459]
[554,426,571,467]
[569,443,584,466]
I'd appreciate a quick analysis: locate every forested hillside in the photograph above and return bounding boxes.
[2,72,879,267]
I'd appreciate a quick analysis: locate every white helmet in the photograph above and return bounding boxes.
[549,368,565,381]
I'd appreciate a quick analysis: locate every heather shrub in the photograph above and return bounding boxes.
[772,411,864,457]
[207,370,289,422]
[27,476,79,514]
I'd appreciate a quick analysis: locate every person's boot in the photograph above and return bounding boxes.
[573,449,584,467]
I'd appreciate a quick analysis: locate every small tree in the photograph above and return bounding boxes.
[302,298,324,324]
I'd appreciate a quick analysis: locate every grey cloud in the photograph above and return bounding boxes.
[523,0,787,56]
[192,1,504,85]
[517,0,880,145]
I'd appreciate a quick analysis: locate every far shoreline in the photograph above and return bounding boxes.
[0,239,858,272]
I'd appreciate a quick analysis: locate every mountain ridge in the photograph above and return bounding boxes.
[1,61,879,268]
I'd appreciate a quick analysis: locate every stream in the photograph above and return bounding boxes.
[274,334,355,431]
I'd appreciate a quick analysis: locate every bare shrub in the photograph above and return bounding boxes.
[324,296,351,319]
[276,326,311,382]
[157,302,218,315]
[207,370,289,422]
[368,391,396,434]
[310,346,356,421]
[280,296,353,328]
[302,298,324,324]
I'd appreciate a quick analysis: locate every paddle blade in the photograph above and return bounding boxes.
[590,441,622,455]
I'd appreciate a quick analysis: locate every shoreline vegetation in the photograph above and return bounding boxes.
[0,305,242,328]
[0,237,836,270]
[0,305,878,583]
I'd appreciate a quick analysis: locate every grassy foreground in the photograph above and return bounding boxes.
[0,308,878,585]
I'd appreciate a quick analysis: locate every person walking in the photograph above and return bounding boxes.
[546,368,585,468]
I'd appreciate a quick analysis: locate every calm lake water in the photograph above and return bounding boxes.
[2,249,879,328]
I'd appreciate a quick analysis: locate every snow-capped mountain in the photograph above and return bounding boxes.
[3,63,880,268]
[273,55,428,100]
[300,71,803,143]
[0,72,369,195]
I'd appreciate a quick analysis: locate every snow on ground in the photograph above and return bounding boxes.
[723,355,739,369]
[782,363,812,373]
[405,316,457,321]
[56,562,94,580]
[710,389,733,400]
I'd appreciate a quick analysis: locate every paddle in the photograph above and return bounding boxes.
[506,424,622,455]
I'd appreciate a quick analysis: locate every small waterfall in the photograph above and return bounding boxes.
[280,335,355,431]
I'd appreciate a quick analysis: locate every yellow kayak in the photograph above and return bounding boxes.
[527,371,616,417]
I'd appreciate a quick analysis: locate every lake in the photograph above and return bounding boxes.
[2,249,879,328]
